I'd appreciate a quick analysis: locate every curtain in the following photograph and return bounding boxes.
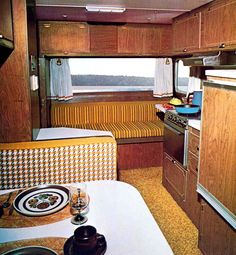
[153,58,173,98]
[186,77,201,96]
[50,58,73,101]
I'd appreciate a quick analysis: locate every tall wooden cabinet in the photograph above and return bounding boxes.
[0,0,32,142]
[198,82,236,254]
[199,83,236,217]
[199,201,236,255]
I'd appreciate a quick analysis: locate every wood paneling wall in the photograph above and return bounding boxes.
[118,142,163,170]
[27,0,40,140]
[0,0,32,142]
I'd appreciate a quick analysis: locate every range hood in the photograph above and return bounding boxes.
[182,51,236,66]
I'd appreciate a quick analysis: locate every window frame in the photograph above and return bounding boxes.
[69,57,156,93]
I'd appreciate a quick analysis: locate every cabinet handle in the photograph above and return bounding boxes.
[219,43,225,48]
[64,51,68,55]
[62,14,68,18]
[196,167,198,172]
[43,24,51,28]
[197,146,199,151]
[172,159,176,164]
[183,48,187,52]
[0,34,3,39]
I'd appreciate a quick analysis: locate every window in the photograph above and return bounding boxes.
[69,58,156,92]
[175,60,190,94]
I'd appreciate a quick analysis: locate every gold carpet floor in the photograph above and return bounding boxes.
[119,167,202,255]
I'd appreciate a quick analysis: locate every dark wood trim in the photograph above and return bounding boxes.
[116,136,164,145]
[59,91,171,103]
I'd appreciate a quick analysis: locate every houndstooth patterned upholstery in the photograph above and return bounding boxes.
[0,137,117,189]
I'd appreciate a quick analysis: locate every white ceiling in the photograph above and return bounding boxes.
[35,0,213,24]
[36,0,213,11]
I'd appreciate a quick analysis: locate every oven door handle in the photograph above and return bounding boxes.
[164,124,183,135]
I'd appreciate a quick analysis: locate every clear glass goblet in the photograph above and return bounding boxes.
[69,183,89,225]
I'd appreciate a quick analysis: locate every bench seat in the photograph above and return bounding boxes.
[0,136,117,189]
[76,121,164,139]
[51,101,164,139]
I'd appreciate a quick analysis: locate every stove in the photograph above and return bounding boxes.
[164,110,201,132]
[164,110,201,167]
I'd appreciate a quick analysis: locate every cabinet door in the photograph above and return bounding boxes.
[188,127,200,157]
[173,12,200,53]
[159,25,172,54]
[199,201,236,255]
[142,26,160,54]
[201,1,236,50]
[199,85,236,216]
[163,152,187,207]
[39,22,90,55]
[118,25,143,54]
[90,25,117,53]
[185,169,201,228]
[0,0,13,41]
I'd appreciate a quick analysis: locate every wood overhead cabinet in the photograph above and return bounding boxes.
[38,21,90,55]
[0,0,14,43]
[172,12,201,53]
[0,0,14,64]
[90,25,117,54]
[118,24,172,55]
[201,0,236,50]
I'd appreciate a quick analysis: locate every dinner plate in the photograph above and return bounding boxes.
[13,184,69,216]
[1,246,58,255]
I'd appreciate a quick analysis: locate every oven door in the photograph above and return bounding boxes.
[164,123,187,166]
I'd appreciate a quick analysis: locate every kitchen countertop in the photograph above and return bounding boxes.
[188,119,201,131]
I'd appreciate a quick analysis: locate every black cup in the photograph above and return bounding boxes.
[73,225,98,254]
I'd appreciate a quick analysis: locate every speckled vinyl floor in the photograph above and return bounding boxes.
[119,167,202,255]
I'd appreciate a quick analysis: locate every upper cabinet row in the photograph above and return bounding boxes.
[39,22,172,56]
[173,0,236,53]
[38,0,236,56]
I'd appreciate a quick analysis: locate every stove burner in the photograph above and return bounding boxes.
[164,110,201,131]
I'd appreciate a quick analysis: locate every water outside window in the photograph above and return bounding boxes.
[69,58,156,92]
[175,60,190,94]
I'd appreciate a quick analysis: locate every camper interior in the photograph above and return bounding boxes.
[0,0,235,254]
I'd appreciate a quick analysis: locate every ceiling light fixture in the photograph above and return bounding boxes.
[85,6,126,13]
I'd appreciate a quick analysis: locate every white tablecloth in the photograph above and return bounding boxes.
[0,181,173,255]
[36,128,114,140]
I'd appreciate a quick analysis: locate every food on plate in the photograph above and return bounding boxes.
[49,195,59,205]
[163,103,174,110]
[37,202,50,209]
[169,97,182,105]
[28,198,38,208]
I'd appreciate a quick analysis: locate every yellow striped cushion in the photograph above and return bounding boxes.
[75,121,164,139]
[51,101,159,126]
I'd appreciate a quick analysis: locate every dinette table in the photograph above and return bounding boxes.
[0,180,173,255]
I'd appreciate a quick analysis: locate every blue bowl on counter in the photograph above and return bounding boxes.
[175,104,200,115]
